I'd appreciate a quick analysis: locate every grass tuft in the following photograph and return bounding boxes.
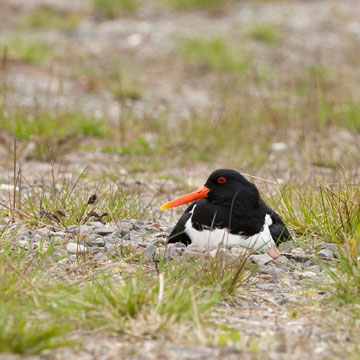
[248,23,282,45]
[0,38,53,64]
[21,9,81,29]
[177,36,252,73]
[92,0,139,18]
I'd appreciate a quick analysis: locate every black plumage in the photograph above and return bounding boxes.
[166,169,291,247]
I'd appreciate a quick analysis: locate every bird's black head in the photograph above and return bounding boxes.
[160,168,260,210]
[204,169,260,208]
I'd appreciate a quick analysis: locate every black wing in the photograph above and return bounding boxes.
[167,203,195,246]
[262,202,291,245]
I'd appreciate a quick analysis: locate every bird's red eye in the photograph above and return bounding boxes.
[218,176,227,184]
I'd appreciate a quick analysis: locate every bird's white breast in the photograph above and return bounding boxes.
[184,205,275,252]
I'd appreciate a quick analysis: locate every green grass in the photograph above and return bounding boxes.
[11,173,149,227]
[0,38,53,64]
[92,0,139,18]
[160,0,228,10]
[21,9,81,29]
[177,36,252,73]
[248,23,282,45]
[107,60,144,101]
[0,229,253,355]
[0,108,109,160]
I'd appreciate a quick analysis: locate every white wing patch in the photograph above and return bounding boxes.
[184,205,275,252]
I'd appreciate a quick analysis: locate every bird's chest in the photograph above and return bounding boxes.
[184,204,275,251]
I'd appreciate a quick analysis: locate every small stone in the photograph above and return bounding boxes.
[182,250,205,259]
[66,243,87,254]
[278,240,297,252]
[317,249,334,259]
[49,231,66,237]
[86,221,103,227]
[94,226,117,236]
[274,256,294,269]
[268,267,286,280]
[291,247,306,257]
[105,243,114,252]
[78,225,92,235]
[133,220,146,230]
[18,240,30,249]
[88,237,105,247]
[123,233,131,241]
[18,235,31,242]
[103,236,117,244]
[144,243,159,259]
[173,242,186,248]
[307,265,321,273]
[249,254,273,267]
[52,249,69,258]
[67,225,80,233]
[36,228,50,236]
[94,252,108,262]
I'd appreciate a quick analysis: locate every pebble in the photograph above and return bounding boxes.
[278,240,298,252]
[88,237,105,247]
[250,254,273,267]
[66,242,87,254]
[317,249,334,259]
[94,226,117,236]
[182,250,205,259]
[274,256,294,269]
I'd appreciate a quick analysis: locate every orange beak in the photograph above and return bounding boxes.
[160,186,210,210]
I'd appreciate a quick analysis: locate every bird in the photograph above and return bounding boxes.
[160,169,291,258]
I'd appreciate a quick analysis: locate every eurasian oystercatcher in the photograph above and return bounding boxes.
[161,169,291,258]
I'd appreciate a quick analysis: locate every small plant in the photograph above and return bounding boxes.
[249,23,282,45]
[15,175,148,227]
[21,9,81,29]
[160,0,228,10]
[177,36,252,73]
[0,38,53,64]
[0,107,109,160]
[92,0,139,18]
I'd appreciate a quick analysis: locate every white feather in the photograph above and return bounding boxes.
[184,205,275,252]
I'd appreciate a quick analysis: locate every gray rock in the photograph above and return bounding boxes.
[278,240,298,252]
[105,243,114,252]
[94,226,117,236]
[103,236,117,244]
[123,233,131,241]
[18,235,31,242]
[249,254,273,267]
[317,249,334,259]
[274,256,294,269]
[291,247,306,257]
[268,267,285,280]
[307,265,321,273]
[173,242,186,248]
[78,225,93,235]
[133,220,146,229]
[66,242,87,254]
[67,225,80,233]
[86,221,103,227]
[88,237,105,247]
[52,249,69,258]
[144,243,158,259]
[94,252,108,262]
[49,231,66,237]
[113,222,134,238]
[256,283,279,291]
